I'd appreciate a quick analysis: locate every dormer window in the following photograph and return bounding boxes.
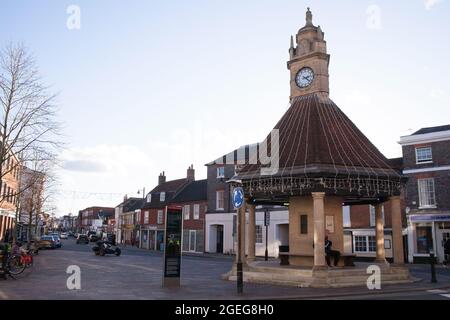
[217,167,225,179]
[146,194,152,203]
[160,192,166,202]
[415,146,432,164]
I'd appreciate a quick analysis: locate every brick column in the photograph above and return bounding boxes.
[247,205,256,262]
[375,203,386,262]
[390,196,404,264]
[312,192,326,269]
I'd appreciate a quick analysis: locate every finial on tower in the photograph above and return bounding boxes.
[306,7,313,26]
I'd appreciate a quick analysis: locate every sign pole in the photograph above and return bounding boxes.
[237,206,243,294]
[232,186,245,295]
[264,209,270,261]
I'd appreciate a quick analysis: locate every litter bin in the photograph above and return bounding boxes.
[279,245,289,265]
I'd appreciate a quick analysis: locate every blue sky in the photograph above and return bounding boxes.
[1,0,449,216]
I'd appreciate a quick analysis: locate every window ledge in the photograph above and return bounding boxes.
[418,206,437,209]
[416,161,433,165]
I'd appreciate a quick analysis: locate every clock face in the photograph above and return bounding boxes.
[295,67,315,88]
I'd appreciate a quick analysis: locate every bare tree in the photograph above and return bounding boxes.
[0,43,62,242]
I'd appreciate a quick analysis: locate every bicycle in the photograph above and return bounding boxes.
[0,245,33,279]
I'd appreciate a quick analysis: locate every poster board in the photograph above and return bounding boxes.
[162,206,183,287]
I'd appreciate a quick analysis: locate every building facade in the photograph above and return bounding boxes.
[78,206,114,235]
[399,125,450,263]
[170,178,207,254]
[139,171,189,251]
[116,197,144,245]
[0,152,20,242]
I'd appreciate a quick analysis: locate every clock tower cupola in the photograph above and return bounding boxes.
[288,8,330,100]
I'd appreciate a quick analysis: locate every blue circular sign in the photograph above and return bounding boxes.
[233,187,244,209]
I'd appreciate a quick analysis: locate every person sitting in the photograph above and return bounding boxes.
[444,238,450,266]
[325,236,340,267]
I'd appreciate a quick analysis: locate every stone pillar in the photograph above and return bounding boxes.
[375,203,386,263]
[247,205,256,262]
[312,192,326,269]
[390,196,404,264]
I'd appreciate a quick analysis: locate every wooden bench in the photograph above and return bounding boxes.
[279,252,356,267]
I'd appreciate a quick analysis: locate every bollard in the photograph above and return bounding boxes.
[430,251,437,283]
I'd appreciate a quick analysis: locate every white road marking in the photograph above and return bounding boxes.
[427,289,448,293]
[440,294,450,299]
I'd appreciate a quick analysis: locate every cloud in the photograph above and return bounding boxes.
[424,0,443,10]
[429,88,448,101]
[63,160,107,172]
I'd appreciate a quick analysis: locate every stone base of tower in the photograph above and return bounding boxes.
[223,261,416,288]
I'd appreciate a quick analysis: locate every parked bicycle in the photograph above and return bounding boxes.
[1,243,34,279]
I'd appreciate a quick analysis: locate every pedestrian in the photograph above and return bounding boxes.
[444,237,450,266]
[325,236,340,267]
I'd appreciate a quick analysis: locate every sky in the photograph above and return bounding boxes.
[1,0,449,216]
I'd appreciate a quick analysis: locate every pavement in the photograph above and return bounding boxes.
[0,238,449,300]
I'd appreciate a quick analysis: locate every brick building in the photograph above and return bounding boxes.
[0,152,20,242]
[78,206,114,234]
[399,125,450,263]
[139,169,190,251]
[343,158,407,262]
[116,197,144,245]
[170,178,207,253]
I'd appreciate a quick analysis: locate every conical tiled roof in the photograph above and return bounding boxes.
[234,93,404,198]
[238,93,400,179]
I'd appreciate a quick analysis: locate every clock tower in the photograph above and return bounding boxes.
[287,8,330,100]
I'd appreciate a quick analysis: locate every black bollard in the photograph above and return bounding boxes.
[430,251,437,283]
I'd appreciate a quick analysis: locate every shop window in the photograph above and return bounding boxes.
[354,236,368,252]
[256,225,263,244]
[416,226,433,254]
[368,236,376,252]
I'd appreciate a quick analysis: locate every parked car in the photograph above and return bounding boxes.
[60,232,68,239]
[51,235,62,248]
[76,234,89,244]
[39,236,57,249]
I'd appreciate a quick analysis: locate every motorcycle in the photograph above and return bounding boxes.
[92,241,121,256]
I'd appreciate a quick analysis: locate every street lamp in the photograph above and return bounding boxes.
[137,187,146,200]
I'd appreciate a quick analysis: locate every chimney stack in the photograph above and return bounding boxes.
[187,164,195,181]
[158,171,166,185]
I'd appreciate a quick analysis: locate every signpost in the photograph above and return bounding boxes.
[232,187,244,294]
[162,206,183,287]
[264,209,270,261]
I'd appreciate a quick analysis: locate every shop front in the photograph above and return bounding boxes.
[407,214,450,263]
